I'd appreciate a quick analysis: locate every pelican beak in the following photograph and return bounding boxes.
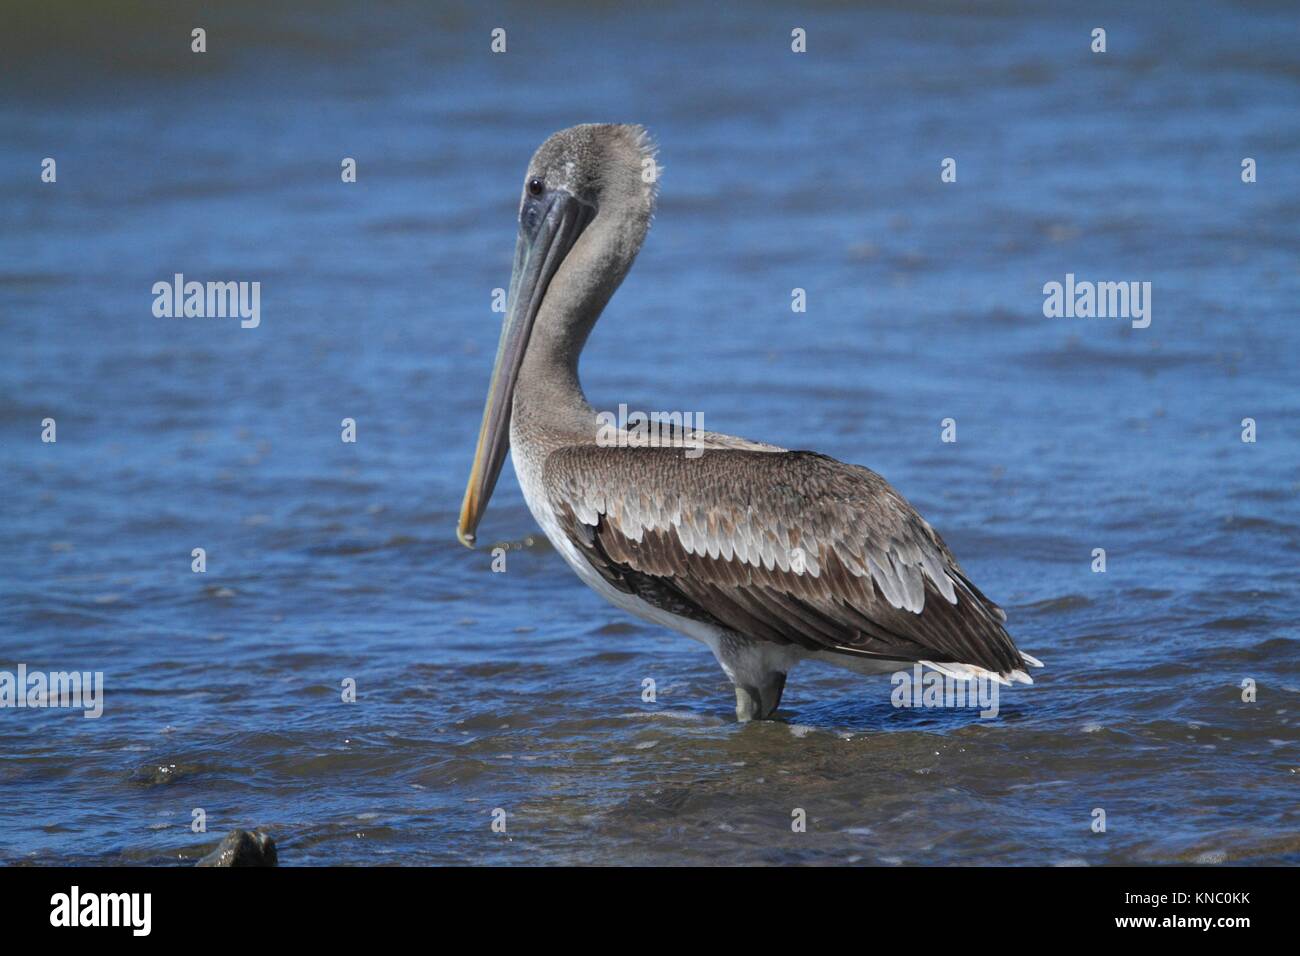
[457,188,595,548]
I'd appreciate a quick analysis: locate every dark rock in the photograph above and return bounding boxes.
[196,829,278,867]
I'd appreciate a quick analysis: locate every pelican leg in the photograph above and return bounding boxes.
[733,672,787,722]
[734,685,761,722]
[713,632,794,722]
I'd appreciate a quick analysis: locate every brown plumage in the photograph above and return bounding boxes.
[546,446,1025,676]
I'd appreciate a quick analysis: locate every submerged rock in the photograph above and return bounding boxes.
[130,762,199,787]
[196,829,278,867]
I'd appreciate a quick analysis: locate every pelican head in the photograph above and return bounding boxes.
[458,124,658,548]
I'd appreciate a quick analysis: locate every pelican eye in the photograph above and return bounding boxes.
[527,177,544,197]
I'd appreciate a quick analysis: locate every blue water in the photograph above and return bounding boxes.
[1,0,1297,865]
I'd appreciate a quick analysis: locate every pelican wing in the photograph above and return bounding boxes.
[544,445,1027,677]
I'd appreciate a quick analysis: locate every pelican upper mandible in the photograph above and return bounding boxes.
[458,123,1041,721]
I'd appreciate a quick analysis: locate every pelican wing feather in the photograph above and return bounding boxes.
[544,445,1026,677]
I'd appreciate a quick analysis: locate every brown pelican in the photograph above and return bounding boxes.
[458,124,1041,721]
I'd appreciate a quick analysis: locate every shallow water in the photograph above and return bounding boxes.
[1,0,1297,865]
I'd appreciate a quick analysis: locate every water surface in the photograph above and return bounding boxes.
[1,0,1297,865]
